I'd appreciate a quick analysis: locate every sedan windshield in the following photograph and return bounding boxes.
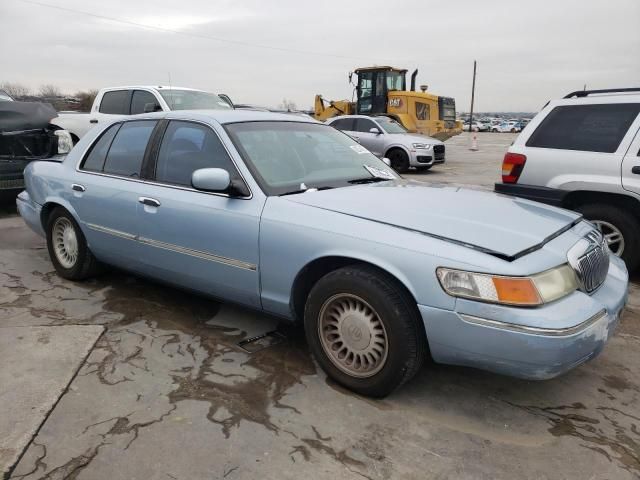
[225,121,399,195]
[375,117,407,134]
[158,89,232,111]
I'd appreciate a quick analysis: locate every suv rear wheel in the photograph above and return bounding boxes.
[576,203,640,271]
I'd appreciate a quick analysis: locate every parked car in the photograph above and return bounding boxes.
[52,86,232,142]
[491,121,520,133]
[496,88,640,271]
[18,110,627,397]
[463,121,489,132]
[327,115,445,173]
[1,100,72,195]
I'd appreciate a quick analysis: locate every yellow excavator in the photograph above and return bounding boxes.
[314,66,461,140]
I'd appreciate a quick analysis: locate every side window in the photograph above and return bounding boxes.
[354,118,376,133]
[331,118,355,131]
[155,121,238,187]
[80,123,122,172]
[416,102,430,121]
[131,90,161,115]
[526,104,640,153]
[103,120,156,177]
[99,90,131,115]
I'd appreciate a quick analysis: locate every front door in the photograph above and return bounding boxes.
[135,120,263,307]
[353,118,385,157]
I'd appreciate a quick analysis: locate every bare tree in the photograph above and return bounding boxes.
[38,84,62,98]
[75,89,99,112]
[0,82,32,99]
[279,98,297,111]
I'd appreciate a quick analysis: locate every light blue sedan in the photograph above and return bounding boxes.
[17,110,628,397]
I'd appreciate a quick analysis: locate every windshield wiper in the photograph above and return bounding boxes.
[279,186,333,196]
[348,177,390,184]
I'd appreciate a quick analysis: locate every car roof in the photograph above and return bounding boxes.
[102,85,207,92]
[133,109,323,125]
[550,92,640,107]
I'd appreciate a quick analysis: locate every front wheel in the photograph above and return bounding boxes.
[46,207,99,280]
[386,149,410,174]
[304,266,427,397]
[576,203,640,272]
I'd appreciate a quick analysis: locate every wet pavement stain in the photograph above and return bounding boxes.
[508,401,640,475]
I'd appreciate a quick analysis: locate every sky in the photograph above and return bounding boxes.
[1,0,639,112]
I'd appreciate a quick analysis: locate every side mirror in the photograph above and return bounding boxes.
[369,127,381,135]
[144,103,162,113]
[192,168,231,192]
[382,157,391,166]
[191,168,250,197]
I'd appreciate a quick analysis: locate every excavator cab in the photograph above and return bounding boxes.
[354,66,407,115]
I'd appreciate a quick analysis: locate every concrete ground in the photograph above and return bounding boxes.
[1,133,639,479]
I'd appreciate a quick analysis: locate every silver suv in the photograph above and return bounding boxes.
[496,88,640,270]
[327,115,445,173]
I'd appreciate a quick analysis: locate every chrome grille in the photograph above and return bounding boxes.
[572,230,609,293]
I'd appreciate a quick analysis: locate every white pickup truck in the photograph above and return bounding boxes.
[52,86,233,142]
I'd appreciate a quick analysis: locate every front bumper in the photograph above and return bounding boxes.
[16,190,45,237]
[495,182,567,207]
[410,147,445,167]
[419,255,628,380]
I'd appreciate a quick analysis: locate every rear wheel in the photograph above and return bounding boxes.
[304,265,427,397]
[46,207,99,280]
[386,149,410,174]
[576,203,640,271]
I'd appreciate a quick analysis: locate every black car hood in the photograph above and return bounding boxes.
[0,101,58,133]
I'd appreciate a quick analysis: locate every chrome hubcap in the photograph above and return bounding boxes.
[52,217,78,268]
[318,294,388,378]
[592,220,624,256]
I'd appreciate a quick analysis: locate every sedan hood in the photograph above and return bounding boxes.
[387,133,443,145]
[285,180,580,259]
[0,101,57,132]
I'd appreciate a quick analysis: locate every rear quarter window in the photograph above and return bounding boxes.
[80,123,121,171]
[99,90,131,115]
[102,120,156,177]
[526,103,640,153]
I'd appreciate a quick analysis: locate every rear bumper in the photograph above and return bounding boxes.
[495,182,567,207]
[418,255,628,380]
[16,190,44,237]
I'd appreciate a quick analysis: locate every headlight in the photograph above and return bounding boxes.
[55,130,73,154]
[412,143,432,150]
[436,265,578,306]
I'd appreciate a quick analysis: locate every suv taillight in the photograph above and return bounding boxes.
[502,152,527,184]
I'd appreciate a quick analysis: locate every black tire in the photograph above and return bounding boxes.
[46,207,99,280]
[304,265,427,397]
[386,149,410,174]
[576,203,640,272]
[491,128,498,133]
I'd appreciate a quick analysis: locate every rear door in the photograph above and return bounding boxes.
[621,115,640,195]
[92,89,132,129]
[135,120,263,307]
[517,102,640,191]
[70,119,158,269]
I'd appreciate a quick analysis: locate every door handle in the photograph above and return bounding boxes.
[71,183,85,192]
[632,166,640,175]
[138,197,161,207]
[89,119,98,124]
